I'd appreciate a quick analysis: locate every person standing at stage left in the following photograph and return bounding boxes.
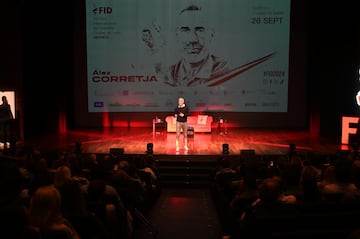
[174,97,190,151]
[0,95,14,145]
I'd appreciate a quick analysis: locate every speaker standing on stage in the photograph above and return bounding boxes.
[174,97,190,151]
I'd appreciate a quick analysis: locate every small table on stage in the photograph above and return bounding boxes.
[153,117,166,135]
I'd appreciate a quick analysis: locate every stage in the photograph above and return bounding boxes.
[15,127,346,157]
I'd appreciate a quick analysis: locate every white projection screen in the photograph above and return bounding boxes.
[85,0,291,113]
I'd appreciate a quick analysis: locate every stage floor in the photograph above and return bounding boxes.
[16,127,346,156]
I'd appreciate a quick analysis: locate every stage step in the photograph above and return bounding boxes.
[155,155,219,187]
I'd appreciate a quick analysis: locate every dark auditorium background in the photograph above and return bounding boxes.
[0,0,359,142]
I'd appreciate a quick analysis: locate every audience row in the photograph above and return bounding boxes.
[211,149,360,239]
[0,148,162,239]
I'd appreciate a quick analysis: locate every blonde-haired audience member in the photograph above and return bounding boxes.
[29,185,80,239]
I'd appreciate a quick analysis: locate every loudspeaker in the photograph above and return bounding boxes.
[187,126,194,138]
[110,148,124,155]
[146,143,154,154]
[222,143,229,154]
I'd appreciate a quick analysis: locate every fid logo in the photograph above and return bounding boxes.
[93,6,112,15]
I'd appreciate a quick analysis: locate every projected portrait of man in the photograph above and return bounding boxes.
[164,4,230,87]
[141,20,165,57]
[142,29,155,52]
[137,19,167,76]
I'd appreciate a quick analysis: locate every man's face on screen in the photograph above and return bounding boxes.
[176,9,214,64]
[142,30,153,47]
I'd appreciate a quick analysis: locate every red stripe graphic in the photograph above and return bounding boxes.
[186,52,276,87]
[207,52,276,87]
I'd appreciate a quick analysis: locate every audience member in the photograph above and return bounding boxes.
[27,157,54,201]
[59,180,112,239]
[81,163,132,239]
[145,154,160,179]
[29,185,80,239]
[272,175,297,205]
[317,164,337,191]
[0,157,39,239]
[134,155,157,186]
[298,165,322,204]
[53,165,72,189]
[281,154,303,195]
[227,172,259,238]
[240,177,299,237]
[320,159,357,204]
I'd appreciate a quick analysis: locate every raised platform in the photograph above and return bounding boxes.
[13,127,343,157]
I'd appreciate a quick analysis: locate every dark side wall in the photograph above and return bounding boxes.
[0,1,64,137]
[0,1,24,138]
[22,1,74,136]
[307,2,359,137]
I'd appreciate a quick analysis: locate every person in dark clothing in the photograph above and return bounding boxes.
[174,97,190,151]
[0,96,14,145]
